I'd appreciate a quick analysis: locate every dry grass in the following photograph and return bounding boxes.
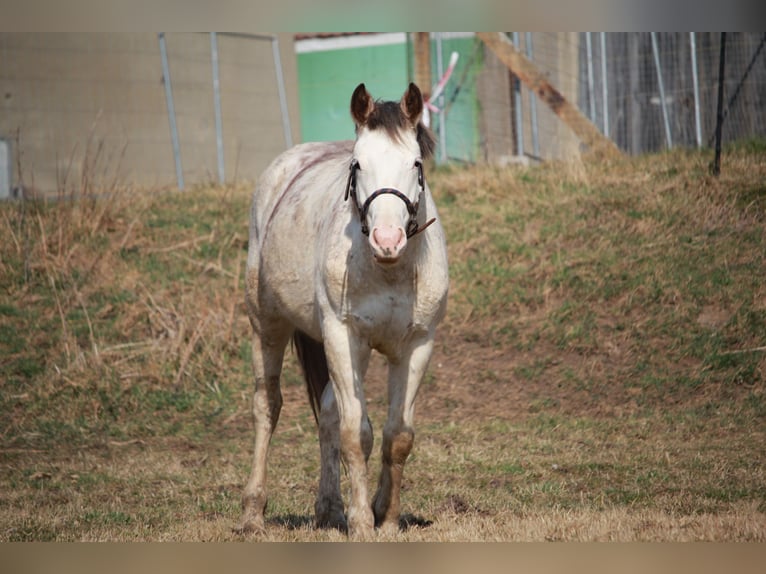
[1,143,765,541]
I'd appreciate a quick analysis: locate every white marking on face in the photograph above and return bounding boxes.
[353,129,422,263]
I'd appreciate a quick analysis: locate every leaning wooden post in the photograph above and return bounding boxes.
[477,32,621,159]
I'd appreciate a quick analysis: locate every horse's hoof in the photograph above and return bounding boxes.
[377,519,400,535]
[235,509,266,535]
[315,499,348,532]
[347,509,375,540]
[372,495,399,531]
[233,522,264,536]
[316,512,348,532]
[347,523,374,541]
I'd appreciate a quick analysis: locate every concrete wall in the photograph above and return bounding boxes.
[476,44,513,164]
[0,33,300,197]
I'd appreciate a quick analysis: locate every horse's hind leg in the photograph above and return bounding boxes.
[240,324,290,533]
[315,384,346,530]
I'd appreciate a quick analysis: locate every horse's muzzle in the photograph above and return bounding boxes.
[370,224,407,264]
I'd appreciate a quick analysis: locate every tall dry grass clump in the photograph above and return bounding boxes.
[1,164,254,447]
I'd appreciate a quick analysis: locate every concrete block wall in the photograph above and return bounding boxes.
[476,33,582,165]
[0,33,300,197]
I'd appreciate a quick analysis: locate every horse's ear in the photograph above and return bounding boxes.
[350,83,374,126]
[400,82,423,125]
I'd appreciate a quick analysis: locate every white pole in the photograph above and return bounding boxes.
[159,33,184,190]
[651,32,673,148]
[586,32,596,123]
[271,36,293,149]
[690,32,703,148]
[600,32,609,137]
[210,32,225,184]
[525,32,540,158]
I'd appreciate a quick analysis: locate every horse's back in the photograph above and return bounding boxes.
[250,141,353,238]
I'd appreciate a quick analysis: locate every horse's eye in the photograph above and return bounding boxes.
[414,160,422,169]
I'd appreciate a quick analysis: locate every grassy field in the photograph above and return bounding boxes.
[1,144,765,541]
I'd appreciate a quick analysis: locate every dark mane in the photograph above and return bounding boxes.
[361,100,436,160]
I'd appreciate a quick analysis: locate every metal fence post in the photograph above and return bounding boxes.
[0,138,10,199]
[436,33,448,164]
[651,32,673,149]
[525,32,540,158]
[158,33,184,190]
[210,32,225,184]
[271,35,293,149]
[511,32,524,158]
[600,32,609,137]
[690,33,703,148]
[713,32,727,176]
[586,32,596,123]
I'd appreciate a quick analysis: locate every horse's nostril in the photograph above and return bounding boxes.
[372,226,405,253]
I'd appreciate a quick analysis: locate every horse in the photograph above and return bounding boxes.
[240,82,449,538]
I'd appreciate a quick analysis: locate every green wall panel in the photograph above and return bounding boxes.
[297,35,481,163]
[298,44,409,143]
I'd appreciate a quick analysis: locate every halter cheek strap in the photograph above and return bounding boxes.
[344,160,436,238]
[344,159,359,202]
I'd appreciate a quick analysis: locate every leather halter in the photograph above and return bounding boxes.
[344,159,436,238]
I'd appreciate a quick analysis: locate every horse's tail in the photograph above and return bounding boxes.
[292,331,329,424]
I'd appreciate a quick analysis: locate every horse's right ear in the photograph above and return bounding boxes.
[350,83,374,126]
[400,82,423,125]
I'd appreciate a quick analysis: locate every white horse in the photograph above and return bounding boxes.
[240,82,449,538]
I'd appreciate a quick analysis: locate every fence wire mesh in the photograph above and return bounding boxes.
[475,32,766,160]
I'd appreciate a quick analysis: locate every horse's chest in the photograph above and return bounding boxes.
[346,291,419,353]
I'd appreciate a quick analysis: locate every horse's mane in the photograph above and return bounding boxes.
[363,100,436,160]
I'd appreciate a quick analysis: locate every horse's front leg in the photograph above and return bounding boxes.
[372,333,434,533]
[322,319,374,539]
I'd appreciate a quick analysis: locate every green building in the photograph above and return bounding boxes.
[295,33,481,163]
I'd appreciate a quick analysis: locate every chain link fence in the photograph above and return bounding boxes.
[472,32,766,161]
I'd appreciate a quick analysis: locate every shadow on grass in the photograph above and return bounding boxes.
[268,514,314,530]
[399,513,434,531]
[266,512,434,532]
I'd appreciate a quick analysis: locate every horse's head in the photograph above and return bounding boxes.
[347,83,436,265]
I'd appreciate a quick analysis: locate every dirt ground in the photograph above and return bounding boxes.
[355,335,635,425]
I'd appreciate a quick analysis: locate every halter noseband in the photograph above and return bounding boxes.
[344,159,435,238]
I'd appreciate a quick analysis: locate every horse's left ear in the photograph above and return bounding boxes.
[400,82,423,125]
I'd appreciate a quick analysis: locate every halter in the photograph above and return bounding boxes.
[344,159,436,238]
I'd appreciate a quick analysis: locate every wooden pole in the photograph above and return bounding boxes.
[413,32,432,101]
[477,32,621,158]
